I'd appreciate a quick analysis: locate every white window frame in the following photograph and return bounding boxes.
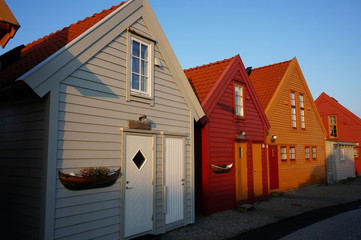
[299,94,305,129]
[289,146,296,161]
[235,84,244,117]
[126,33,154,104]
[340,149,345,161]
[280,146,287,161]
[290,92,297,128]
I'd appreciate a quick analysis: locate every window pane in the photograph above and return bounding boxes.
[132,40,140,57]
[132,74,139,90]
[281,147,287,160]
[290,92,295,106]
[132,57,139,73]
[141,76,147,92]
[290,147,295,160]
[300,109,305,128]
[141,44,148,59]
[312,147,317,159]
[141,60,147,75]
[299,95,304,108]
[305,147,310,159]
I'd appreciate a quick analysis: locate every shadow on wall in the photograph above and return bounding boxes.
[298,165,327,189]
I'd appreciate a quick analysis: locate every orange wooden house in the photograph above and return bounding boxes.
[315,92,361,175]
[249,57,327,192]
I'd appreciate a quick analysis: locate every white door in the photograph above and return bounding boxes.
[165,137,184,224]
[124,135,153,238]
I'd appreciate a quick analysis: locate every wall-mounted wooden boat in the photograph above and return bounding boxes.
[211,163,233,174]
[59,168,121,190]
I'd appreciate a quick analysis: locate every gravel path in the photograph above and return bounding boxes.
[161,178,361,240]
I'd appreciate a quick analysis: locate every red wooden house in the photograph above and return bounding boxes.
[184,55,270,215]
[315,92,361,175]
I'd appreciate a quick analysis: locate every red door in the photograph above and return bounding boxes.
[268,145,279,189]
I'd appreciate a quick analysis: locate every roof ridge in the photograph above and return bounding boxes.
[252,59,292,71]
[184,55,236,73]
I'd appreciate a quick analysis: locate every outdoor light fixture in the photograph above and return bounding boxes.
[272,135,277,140]
[236,131,246,139]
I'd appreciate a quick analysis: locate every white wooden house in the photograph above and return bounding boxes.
[326,140,357,184]
[0,0,204,239]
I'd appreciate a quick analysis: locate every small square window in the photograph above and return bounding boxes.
[340,149,345,161]
[305,147,310,160]
[312,147,317,160]
[281,146,287,161]
[290,147,296,161]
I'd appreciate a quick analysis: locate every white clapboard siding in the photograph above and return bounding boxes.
[54,14,192,239]
[0,96,46,240]
[335,147,356,181]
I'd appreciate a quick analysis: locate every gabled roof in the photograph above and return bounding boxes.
[184,56,236,103]
[248,59,291,110]
[184,54,270,128]
[315,92,361,126]
[0,2,125,87]
[250,57,326,136]
[0,0,205,120]
[0,0,20,48]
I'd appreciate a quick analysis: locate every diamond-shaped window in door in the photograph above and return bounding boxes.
[133,149,147,169]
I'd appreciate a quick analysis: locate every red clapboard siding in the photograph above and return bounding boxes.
[185,55,270,215]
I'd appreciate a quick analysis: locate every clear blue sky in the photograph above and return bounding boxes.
[2,0,361,117]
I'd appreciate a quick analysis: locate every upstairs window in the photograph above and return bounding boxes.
[290,92,297,128]
[131,38,150,94]
[299,94,305,129]
[235,85,244,117]
[126,33,154,104]
[328,115,338,138]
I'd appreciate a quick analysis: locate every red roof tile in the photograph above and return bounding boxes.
[184,56,235,103]
[0,2,126,88]
[249,59,291,110]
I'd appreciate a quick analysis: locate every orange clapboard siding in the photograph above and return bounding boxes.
[250,57,327,192]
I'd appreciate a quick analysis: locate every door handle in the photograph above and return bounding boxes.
[126,186,133,189]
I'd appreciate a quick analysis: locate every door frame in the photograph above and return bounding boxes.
[163,134,186,231]
[120,129,157,239]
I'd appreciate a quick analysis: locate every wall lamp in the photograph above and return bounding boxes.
[236,131,246,139]
[271,135,277,143]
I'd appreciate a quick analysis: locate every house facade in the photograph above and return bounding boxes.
[185,55,270,215]
[325,140,356,184]
[315,92,361,175]
[0,1,204,239]
[249,57,327,192]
